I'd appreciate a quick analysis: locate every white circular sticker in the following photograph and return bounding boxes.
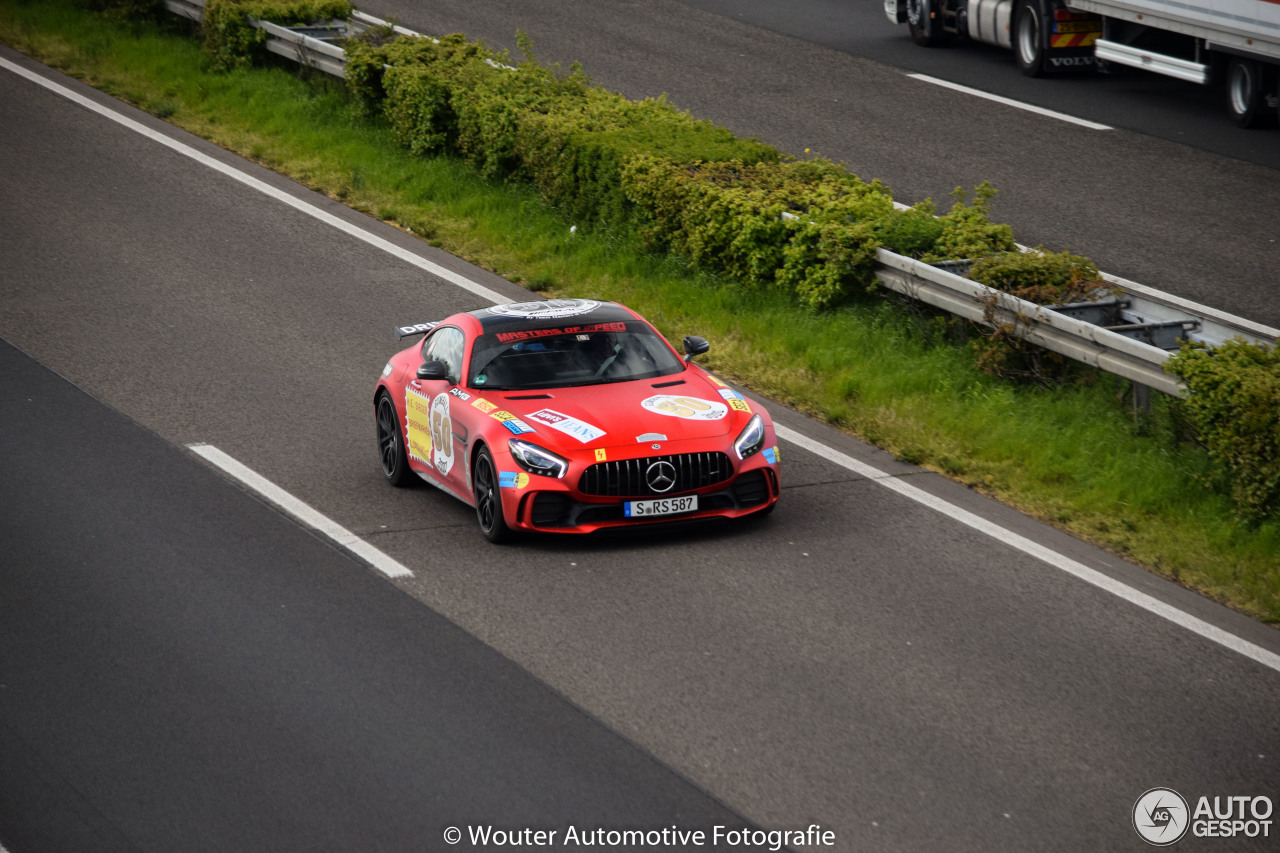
[641,395,728,421]
[430,393,454,475]
[487,299,600,320]
[1132,788,1190,846]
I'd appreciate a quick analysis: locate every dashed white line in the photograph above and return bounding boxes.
[908,73,1113,130]
[7,52,1278,674]
[188,443,413,579]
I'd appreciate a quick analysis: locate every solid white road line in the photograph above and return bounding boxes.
[908,73,1113,130]
[0,56,511,308]
[776,424,1280,675]
[188,444,414,579]
[7,53,1276,672]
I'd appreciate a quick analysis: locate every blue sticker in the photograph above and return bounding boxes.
[502,418,535,435]
[499,471,530,489]
[763,447,779,465]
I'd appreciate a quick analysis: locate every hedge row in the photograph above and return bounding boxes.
[95,0,1280,520]
[344,33,778,229]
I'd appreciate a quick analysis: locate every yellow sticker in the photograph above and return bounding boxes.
[406,388,433,463]
[729,399,751,412]
[471,397,497,414]
[594,448,608,462]
[491,410,517,422]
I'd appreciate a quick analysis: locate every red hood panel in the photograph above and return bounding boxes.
[477,375,742,451]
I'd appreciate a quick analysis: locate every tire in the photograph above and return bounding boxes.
[1014,0,1047,77]
[376,392,412,487]
[1227,57,1278,129]
[472,447,513,544]
[906,0,949,47]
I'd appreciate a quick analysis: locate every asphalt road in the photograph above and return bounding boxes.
[2,37,1280,853]
[0,340,752,851]
[357,0,1280,329]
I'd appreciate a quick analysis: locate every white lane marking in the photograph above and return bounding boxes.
[0,56,510,307]
[775,424,1280,675]
[188,444,414,579]
[908,73,1113,130]
[6,53,1275,671]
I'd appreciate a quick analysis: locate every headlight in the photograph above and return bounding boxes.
[734,414,766,460]
[508,439,569,479]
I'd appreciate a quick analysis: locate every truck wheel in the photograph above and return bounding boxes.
[1014,0,1047,77]
[906,0,949,47]
[1227,57,1278,129]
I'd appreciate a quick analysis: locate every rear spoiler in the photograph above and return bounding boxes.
[395,322,438,341]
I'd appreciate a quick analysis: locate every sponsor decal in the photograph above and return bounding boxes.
[381,362,393,378]
[471,397,497,414]
[501,418,536,435]
[396,322,437,338]
[430,393,454,475]
[636,432,667,442]
[405,387,433,464]
[594,448,608,462]
[763,446,780,465]
[487,299,600,320]
[495,321,626,344]
[641,395,728,421]
[526,409,607,443]
[716,387,751,411]
[499,471,530,489]
[449,387,471,401]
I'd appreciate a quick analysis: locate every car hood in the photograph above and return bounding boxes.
[475,372,747,452]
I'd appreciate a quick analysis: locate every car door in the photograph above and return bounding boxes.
[404,325,469,500]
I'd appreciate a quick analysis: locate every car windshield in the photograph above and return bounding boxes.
[468,322,685,390]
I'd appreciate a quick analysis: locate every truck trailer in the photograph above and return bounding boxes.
[883,0,1280,127]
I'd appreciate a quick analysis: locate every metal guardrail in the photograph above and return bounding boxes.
[160,0,1280,400]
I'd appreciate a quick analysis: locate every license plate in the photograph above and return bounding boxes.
[624,494,698,518]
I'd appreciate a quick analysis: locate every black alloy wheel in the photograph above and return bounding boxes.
[472,447,512,544]
[376,393,411,486]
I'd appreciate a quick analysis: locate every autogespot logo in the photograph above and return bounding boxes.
[1134,788,1191,846]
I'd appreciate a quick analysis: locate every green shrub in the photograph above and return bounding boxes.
[922,184,1017,261]
[1166,339,1280,520]
[517,89,776,228]
[203,0,351,71]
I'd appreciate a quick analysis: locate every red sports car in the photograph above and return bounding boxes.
[373,299,781,541]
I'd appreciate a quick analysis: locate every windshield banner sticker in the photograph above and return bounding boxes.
[487,299,600,320]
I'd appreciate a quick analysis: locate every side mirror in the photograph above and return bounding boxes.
[683,335,710,362]
[416,360,449,381]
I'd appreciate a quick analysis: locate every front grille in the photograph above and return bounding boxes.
[578,451,733,497]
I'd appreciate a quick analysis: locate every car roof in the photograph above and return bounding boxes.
[467,299,638,335]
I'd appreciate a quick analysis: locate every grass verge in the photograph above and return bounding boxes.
[2,0,1276,621]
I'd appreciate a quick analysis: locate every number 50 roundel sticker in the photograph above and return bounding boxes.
[641,395,728,421]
